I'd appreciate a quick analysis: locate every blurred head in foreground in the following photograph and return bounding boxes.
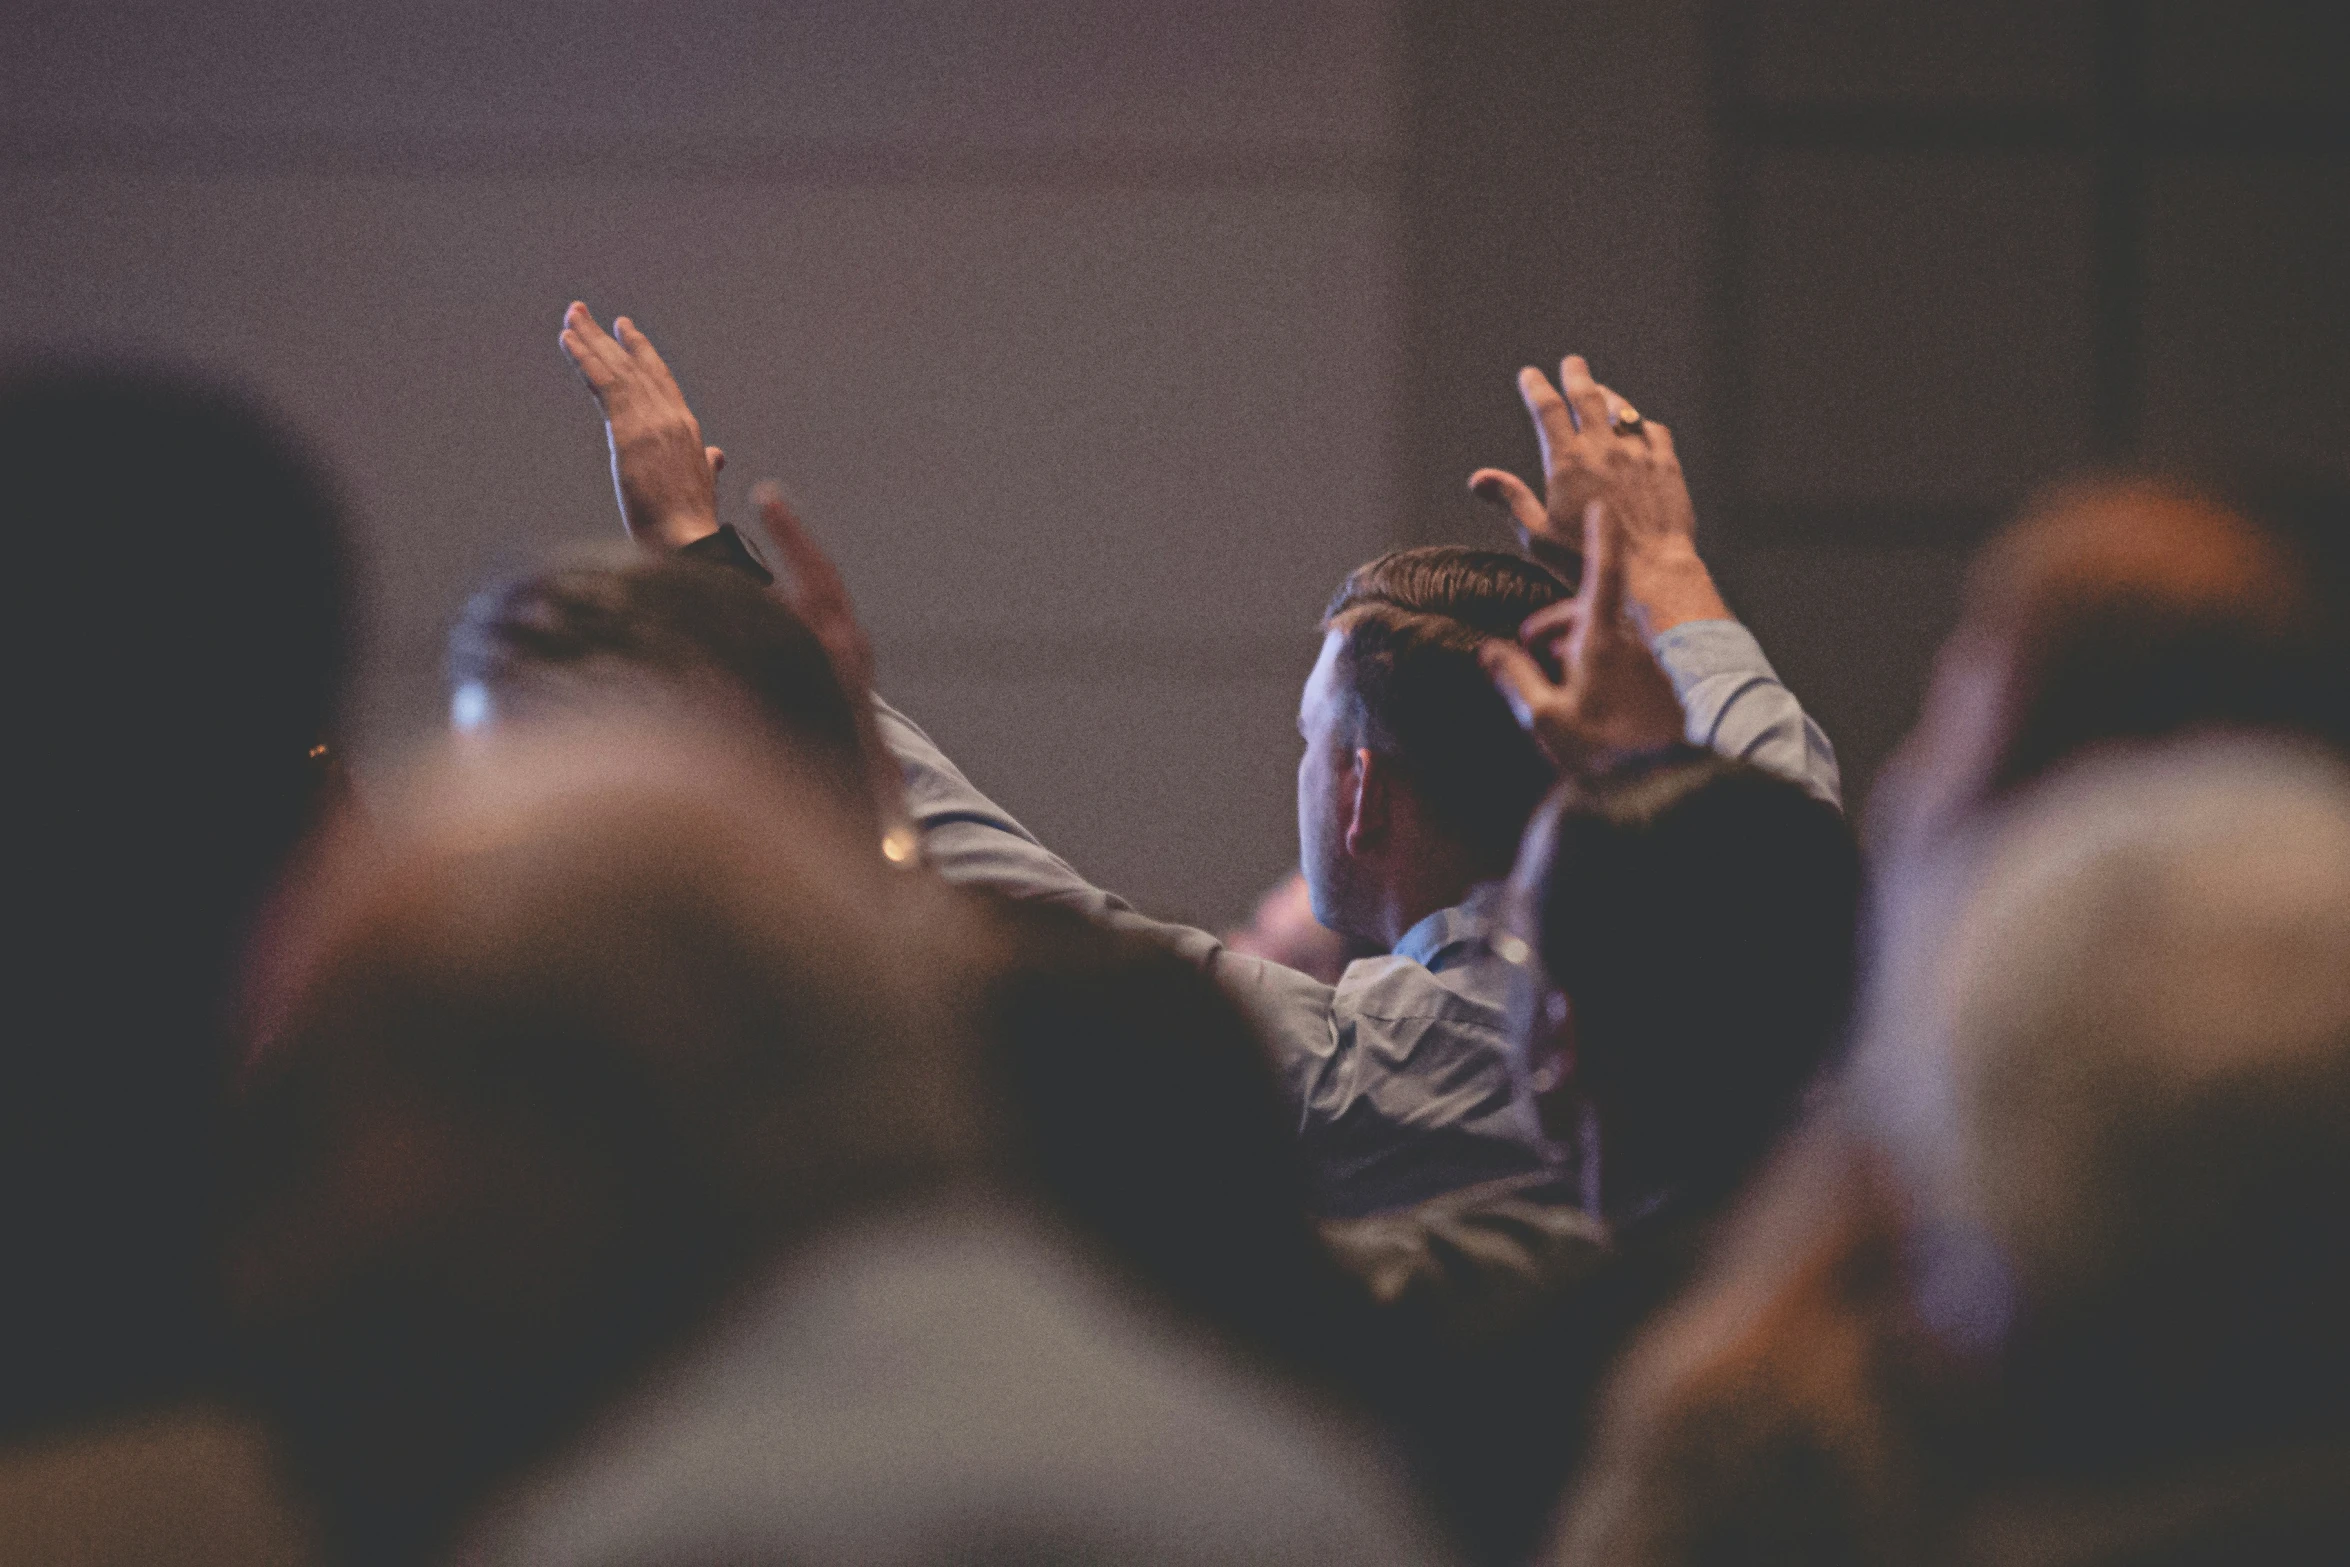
[1886,736,2350,1461]
[2,362,347,1437]
[1556,736,2350,1566]
[973,898,1373,1390]
[1507,755,1860,1220]
[226,719,972,1564]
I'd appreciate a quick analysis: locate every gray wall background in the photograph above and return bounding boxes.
[6,2,2341,929]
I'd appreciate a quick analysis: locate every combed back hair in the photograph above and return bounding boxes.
[1322,547,1572,866]
[449,552,871,828]
[1535,756,1860,1202]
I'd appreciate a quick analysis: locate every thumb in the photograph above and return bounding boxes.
[1479,639,1552,731]
[704,445,726,476]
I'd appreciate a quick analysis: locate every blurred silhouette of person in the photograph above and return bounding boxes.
[973,897,1391,1398]
[1554,735,2350,1567]
[0,364,347,1565]
[228,718,1450,1566]
[1539,477,2350,1567]
[557,301,1837,1217]
[1872,474,2346,865]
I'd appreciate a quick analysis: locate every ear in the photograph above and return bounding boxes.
[1343,747,1392,856]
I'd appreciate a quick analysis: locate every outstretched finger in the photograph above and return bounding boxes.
[612,315,689,404]
[753,481,852,625]
[1519,597,1583,647]
[1558,356,1614,440]
[1517,364,1580,459]
[1468,467,1548,542]
[559,301,626,390]
[1478,639,1553,732]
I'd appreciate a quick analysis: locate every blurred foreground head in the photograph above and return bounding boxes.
[1878,474,2346,858]
[1557,737,2350,1566]
[227,719,974,1564]
[1884,735,2350,1466]
[1,363,347,1435]
[1510,755,1859,1216]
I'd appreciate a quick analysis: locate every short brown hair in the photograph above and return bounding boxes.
[1321,547,1570,865]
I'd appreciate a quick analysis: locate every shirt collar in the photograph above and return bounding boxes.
[1392,879,1509,970]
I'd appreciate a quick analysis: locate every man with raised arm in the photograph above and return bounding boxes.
[554,302,1837,1218]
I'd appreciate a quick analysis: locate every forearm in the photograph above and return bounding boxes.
[1650,620,1843,808]
[1626,545,1733,634]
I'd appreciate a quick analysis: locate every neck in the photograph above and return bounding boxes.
[1369,866,1486,950]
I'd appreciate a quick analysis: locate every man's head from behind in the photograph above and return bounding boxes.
[1300,547,1569,946]
[448,550,874,838]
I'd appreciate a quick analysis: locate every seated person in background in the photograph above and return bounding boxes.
[0,365,347,1567]
[227,717,1449,1567]
[1327,501,1858,1566]
[1554,735,2350,1567]
[556,301,1838,1217]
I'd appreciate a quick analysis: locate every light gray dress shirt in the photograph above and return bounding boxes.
[880,618,1837,1219]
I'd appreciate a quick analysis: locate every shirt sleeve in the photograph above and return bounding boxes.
[871,694,1350,1103]
[873,693,1556,1216]
[1649,620,1843,809]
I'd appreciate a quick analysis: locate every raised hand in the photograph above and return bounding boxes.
[1480,498,1686,774]
[1469,354,1729,632]
[558,301,723,550]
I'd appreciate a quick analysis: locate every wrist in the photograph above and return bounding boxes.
[650,509,722,551]
[1626,546,1730,633]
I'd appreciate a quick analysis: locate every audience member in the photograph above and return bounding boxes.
[1541,476,2350,1565]
[1553,736,2350,1567]
[1872,474,2345,865]
[559,302,1838,1216]
[0,364,347,1565]
[1332,748,1857,1564]
[227,718,1449,1566]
